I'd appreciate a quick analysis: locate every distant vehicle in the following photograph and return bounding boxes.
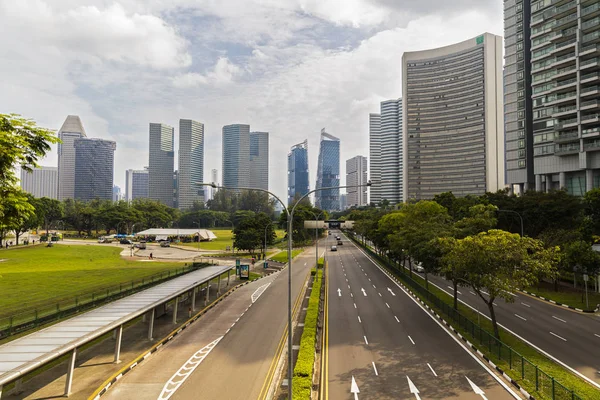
[97,236,114,243]
[337,240,343,245]
[135,242,147,249]
[331,245,337,251]
[414,262,425,273]
[328,231,331,235]
[160,241,171,248]
[120,239,133,245]
[335,236,340,240]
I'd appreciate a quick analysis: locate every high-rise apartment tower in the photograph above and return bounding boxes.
[148,123,175,207]
[178,119,204,210]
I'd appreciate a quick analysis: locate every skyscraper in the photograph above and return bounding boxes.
[402,33,504,201]
[57,115,87,200]
[346,156,368,207]
[210,169,218,200]
[368,113,382,205]
[315,129,340,211]
[20,166,58,199]
[148,123,175,207]
[73,138,116,201]
[222,124,250,189]
[506,0,600,195]
[125,168,149,201]
[249,131,269,190]
[288,140,310,205]
[380,98,403,204]
[113,186,122,202]
[178,119,205,210]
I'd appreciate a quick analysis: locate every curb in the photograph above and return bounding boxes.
[517,289,599,313]
[89,270,280,400]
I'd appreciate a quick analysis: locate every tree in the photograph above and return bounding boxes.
[36,197,64,236]
[10,193,40,244]
[444,230,558,338]
[560,240,600,299]
[233,212,275,254]
[583,188,600,235]
[0,189,35,246]
[279,204,327,245]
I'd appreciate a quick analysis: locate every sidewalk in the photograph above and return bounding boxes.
[3,274,243,400]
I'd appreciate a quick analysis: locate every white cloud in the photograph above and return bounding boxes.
[172,57,242,88]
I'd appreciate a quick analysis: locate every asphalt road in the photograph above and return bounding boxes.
[410,266,600,386]
[325,232,520,400]
[104,247,316,400]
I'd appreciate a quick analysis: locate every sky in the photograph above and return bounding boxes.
[0,0,503,202]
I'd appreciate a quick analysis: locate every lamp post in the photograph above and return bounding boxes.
[193,221,201,251]
[497,209,524,237]
[263,221,273,260]
[195,181,372,399]
[308,211,324,278]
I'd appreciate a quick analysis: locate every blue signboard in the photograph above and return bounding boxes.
[240,265,250,279]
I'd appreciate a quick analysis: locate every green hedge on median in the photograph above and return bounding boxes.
[292,269,322,399]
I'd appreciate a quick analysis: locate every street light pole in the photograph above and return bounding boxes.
[497,209,524,237]
[193,221,201,251]
[308,211,324,278]
[263,222,273,260]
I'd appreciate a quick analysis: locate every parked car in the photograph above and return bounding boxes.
[120,239,133,245]
[331,245,337,251]
[135,241,147,249]
[414,262,425,273]
[337,240,343,245]
[159,241,171,248]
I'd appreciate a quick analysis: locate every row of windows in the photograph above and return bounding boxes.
[406,53,484,77]
[407,72,483,92]
[408,92,484,110]
[408,101,485,117]
[406,48,482,69]
[407,82,484,102]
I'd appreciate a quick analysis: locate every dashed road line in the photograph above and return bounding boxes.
[364,336,369,345]
[358,316,362,323]
[427,363,438,377]
[386,303,390,308]
[408,336,415,345]
[395,316,400,323]
[514,314,527,321]
[354,303,357,309]
[549,331,567,342]
[552,316,567,323]
[372,361,379,376]
[521,302,531,307]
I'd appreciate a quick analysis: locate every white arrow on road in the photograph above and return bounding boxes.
[466,376,488,399]
[351,376,360,400]
[387,287,396,296]
[361,288,367,296]
[407,376,421,400]
[338,288,342,297]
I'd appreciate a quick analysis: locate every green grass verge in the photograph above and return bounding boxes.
[269,249,303,264]
[178,228,285,251]
[363,249,599,399]
[292,269,322,399]
[0,245,183,317]
[524,286,600,311]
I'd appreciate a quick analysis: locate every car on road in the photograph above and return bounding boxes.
[135,241,147,249]
[331,245,337,251]
[337,240,343,245]
[414,262,424,273]
[97,236,114,243]
[120,239,133,245]
[159,240,171,248]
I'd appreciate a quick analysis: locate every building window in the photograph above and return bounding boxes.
[518,160,526,168]
[516,13,523,22]
[518,140,525,148]
[518,111,525,119]
[518,71,524,80]
[518,90,525,98]
[518,130,525,138]
[518,149,526,158]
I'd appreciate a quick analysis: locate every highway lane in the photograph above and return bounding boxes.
[410,267,600,386]
[104,248,317,400]
[326,233,520,399]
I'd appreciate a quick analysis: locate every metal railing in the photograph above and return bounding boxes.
[0,263,213,340]
[351,238,585,400]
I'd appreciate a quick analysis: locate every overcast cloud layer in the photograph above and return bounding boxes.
[0,0,502,202]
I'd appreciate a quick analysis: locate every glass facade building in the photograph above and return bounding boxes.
[222,124,250,189]
[178,119,204,210]
[346,155,368,207]
[148,123,175,207]
[368,113,382,204]
[249,131,269,190]
[125,168,149,201]
[315,130,340,211]
[57,115,87,201]
[73,138,116,201]
[288,140,309,205]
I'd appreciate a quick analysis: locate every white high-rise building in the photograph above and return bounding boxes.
[148,123,175,207]
[402,33,504,201]
[368,113,381,205]
[178,119,205,210]
[222,124,250,189]
[57,115,87,200]
[379,99,403,204]
[210,169,218,199]
[249,131,269,190]
[346,156,368,207]
[20,166,58,199]
[125,168,149,201]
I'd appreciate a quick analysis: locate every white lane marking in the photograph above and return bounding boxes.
[448,286,462,295]
[368,278,371,282]
[388,287,396,296]
[372,361,379,376]
[351,293,353,298]
[158,336,223,400]
[364,335,369,345]
[521,302,531,307]
[358,316,362,323]
[504,291,517,297]
[378,292,382,297]
[395,316,400,323]
[406,376,421,400]
[552,315,567,323]
[354,303,357,309]
[304,262,307,266]
[251,282,272,303]
[373,284,376,289]
[427,363,438,377]
[338,288,342,297]
[466,376,488,399]
[386,302,390,308]
[514,314,527,321]
[408,335,415,345]
[361,288,367,296]
[549,331,567,341]
[348,284,351,289]
[595,333,600,338]
[481,290,490,296]
[470,291,476,296]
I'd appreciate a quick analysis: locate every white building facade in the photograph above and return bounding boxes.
[346,155,368,207]
[178,119,205,210]
[20,166,58,199]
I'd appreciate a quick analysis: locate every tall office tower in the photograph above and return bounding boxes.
[125,168,149,201]
[315,129,340,211]
[380,99,403,204]
[368,113,382,204]
[346,156,368,207]
[249,131,269,190]
[340,193,348,211]
[209,168,218,200]
[517,0,600,195]
[288,140,310,205]
[113,186,122,202]
[505,0,534,193]
[57,115,87,200]
[222,124,250,189]
[173,170,179,209]
[402,33,504,201]
[178,119,205,210]
[73,138,116,201]
[148,123,175,207]
[20,166,58,199]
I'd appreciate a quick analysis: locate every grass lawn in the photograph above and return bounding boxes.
[377,257,599,399]
[179,228,285,252]
[0,245,183,317]
[269,249,303,263]
[525,284,600,311]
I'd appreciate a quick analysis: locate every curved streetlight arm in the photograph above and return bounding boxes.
[497,209,524,237]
